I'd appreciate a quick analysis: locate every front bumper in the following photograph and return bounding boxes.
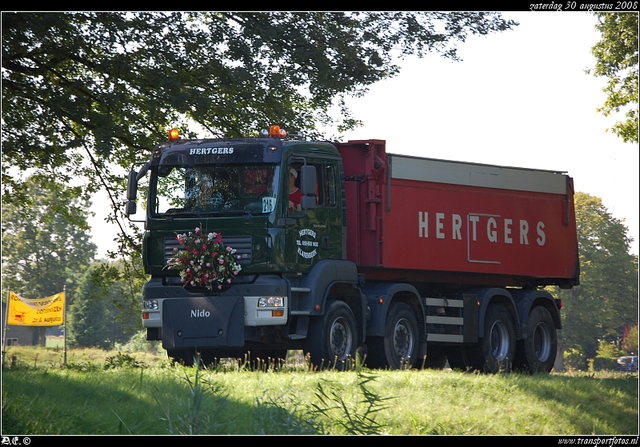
[142,275,288,349]
[162,295,245,349]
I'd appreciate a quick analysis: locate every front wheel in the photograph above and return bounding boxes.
[514,306,557,373]
[303,300,358,370]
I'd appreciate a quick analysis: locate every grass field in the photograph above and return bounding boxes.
[2,346,638,436]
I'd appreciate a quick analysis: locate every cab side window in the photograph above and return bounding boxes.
[324,164,336,207]
[288,161,337,214]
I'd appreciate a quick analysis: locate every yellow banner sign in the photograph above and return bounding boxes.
[7,291,65,326]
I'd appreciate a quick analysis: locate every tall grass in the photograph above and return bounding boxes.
[1,347,638,435]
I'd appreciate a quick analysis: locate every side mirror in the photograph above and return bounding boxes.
[125,201,137,216]
[125,169,138,217]
[125,162,150,221]
[300,165,316,210]
[300,196,315,210]
[300,165,316,196]
[126,169,138,201]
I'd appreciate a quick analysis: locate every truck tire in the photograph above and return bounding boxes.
[480,304,516,373]
[514,306,557,373]
[446,346,475,371]
[365,302,419,370]
[448,304,515,373]
[422,346,448,369]
[303,299,358,370]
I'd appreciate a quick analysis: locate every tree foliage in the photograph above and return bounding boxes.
[556,192,638,361]
[1,175,97,346]
[67,263,109,349]
[621,324,638,354]
[2,11,517,258]
[1,174,97,299]
[66,260,142,349]
[588,12,638,144]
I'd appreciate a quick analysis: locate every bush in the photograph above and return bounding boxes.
[104,352,143,369]
[564,348,587,371]
[119,329,162,353]
[596,340,622,359]
[591,356,618,371]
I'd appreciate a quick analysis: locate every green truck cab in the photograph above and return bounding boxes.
[127,127,363,367]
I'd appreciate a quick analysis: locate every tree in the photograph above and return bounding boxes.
[2,12,518,259]
[587,12,638,144]
[1,174,97,345]
[621,324,638,354]
[99,258,145,342]
[555,192,638,367]
[67,263,109,349]
[1,174,97,296]
[67,260,145,349]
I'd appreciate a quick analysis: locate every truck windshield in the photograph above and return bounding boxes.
[152,164,280,217]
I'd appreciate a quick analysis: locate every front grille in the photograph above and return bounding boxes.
[164,235,252,265]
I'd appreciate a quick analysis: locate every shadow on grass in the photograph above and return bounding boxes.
[1,364,322,435]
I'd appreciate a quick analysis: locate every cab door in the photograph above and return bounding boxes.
[284,158,342,272]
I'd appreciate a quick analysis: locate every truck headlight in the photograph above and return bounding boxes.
[258,296,284,308]
[245,296,287,326]
[143,299,159,310]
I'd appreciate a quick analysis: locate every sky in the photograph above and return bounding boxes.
[89,11,639,257]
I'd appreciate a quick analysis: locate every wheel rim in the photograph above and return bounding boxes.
[329,316,353,360]
[489,320,510,361]
[532,322,552,362]
[393,318,415,360]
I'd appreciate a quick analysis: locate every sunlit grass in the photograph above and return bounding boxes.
[2,347,637,435]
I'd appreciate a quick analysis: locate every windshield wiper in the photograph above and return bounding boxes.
[219,209,253,219]
[162,209,253,219]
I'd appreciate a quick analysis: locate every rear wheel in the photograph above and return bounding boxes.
[514,306,557,373]
[422,346,448,369]
[304,300,358,370]
[448,304,515,373]
[480,304,516,373]
[365,302,419,370]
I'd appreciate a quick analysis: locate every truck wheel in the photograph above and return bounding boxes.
[479,304,516,373]
[514,306,557,373]
[303,300,358,370]
[366,302,419,370]
[450,304,516,373]
[422,346,448,369]
[446,345,475,371]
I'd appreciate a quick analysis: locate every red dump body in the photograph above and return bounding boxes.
[337,140,579,289]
